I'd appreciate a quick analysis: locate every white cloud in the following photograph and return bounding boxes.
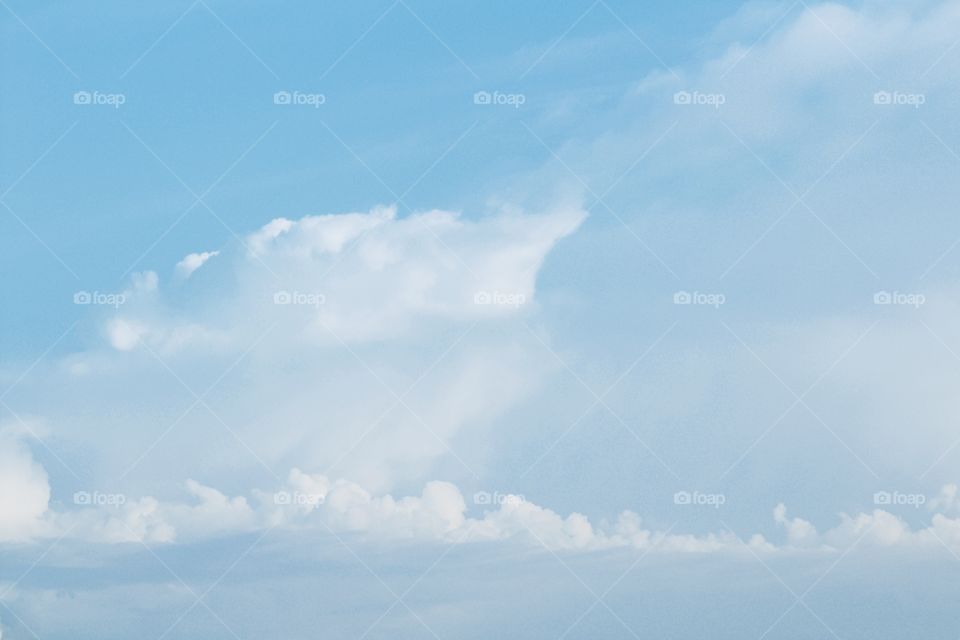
[174,250,219,279]
[930,483,960,513]
[0,426,51,543]
[96,204,586,354]
[12,0,960,574]
[246,217,295,256]
[49,481,256,545]
[19,203,585,497]
[236,204,587,342]
[774,503,821,548]
[106,318,146,351]
[20,461,960,556]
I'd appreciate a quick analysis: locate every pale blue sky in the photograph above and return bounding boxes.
[0,0,743,354]
[3,0,960,638]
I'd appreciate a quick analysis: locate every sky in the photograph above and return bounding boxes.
[3,0,960,637]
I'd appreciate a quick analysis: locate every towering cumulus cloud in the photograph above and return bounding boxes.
[12,205,588,505]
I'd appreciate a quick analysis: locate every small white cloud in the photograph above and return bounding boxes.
[774,503,820,548]
[175,250,219,279]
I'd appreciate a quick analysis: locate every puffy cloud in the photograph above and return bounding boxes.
[237,204,586,342]
[824,509,912,548]
[47,471,470,545]
[15,204,584,498]
[774,503,820,548]
[11,0,960,573]
[161,480,258,539]
[106,317,146,351]
[242,480,960,554]
[174,250,219,279]
[929,483,960,513]
[22,461,960,556]
[61,496,175,545]
[245,217,296,256]
[255,470,467,538]
[52,480,255,545]
[0,426,51,542]
[98,204,586,355]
